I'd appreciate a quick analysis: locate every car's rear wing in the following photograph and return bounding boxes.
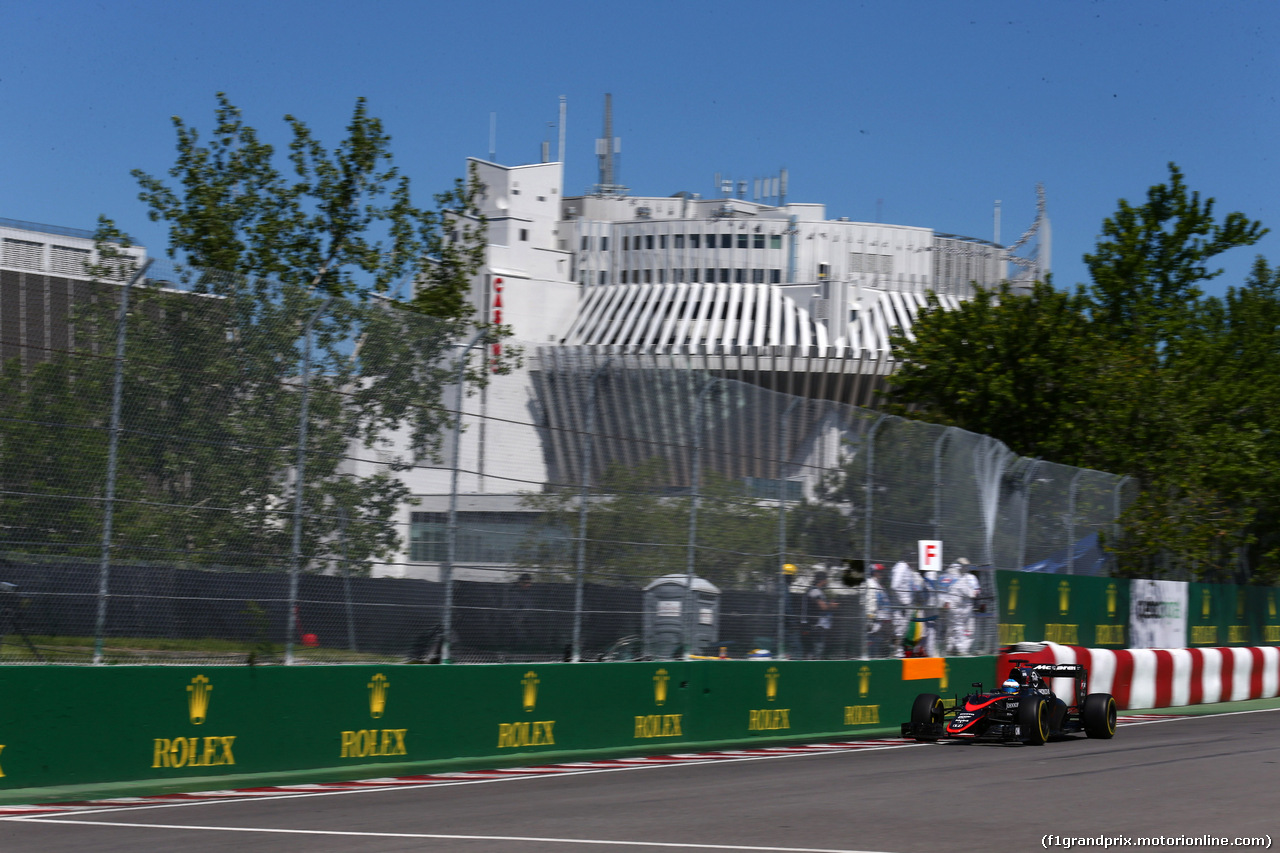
[1031,663,1085,677]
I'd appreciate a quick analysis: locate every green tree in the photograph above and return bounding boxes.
[884,164,1276,582]
[0,94,496,573]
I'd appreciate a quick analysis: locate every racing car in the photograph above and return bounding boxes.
[900,659,1117,745]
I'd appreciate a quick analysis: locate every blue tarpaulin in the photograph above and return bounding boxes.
[1022,532,1107,575]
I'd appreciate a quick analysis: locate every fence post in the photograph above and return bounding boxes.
[286,294,334,666]
[573,359,611,662]
[1066,469,1084,575]
[338,507,357,652]
[932,427,955,542]
[1016,459,1040,571]
[441,328,489,664]
[685,377,722,660]
[777,397,801,659]
[93,258,153,666]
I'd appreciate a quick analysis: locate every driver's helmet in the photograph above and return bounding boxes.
[1002,678,1020,694]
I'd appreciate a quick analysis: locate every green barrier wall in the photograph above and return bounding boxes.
[0,657,994,803]
[997,572,1129,647]
[1188,583,1280,647]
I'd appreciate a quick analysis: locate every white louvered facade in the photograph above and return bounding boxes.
[562,281,964,358]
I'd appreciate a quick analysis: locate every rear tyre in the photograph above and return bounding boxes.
[910,693,944,742]
[1083,693,1117,739]
[1019,696,1049,745]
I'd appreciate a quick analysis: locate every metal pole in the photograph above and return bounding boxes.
[573,359,611,662]
[1016,459,1040,571]
[338,507,357,652]
[441,328,490,664]
[1066,469,1084,575]
[685,378,722,660]
[777,397,801,659]
[93,258,153,665]
[932,428,954,542]
[861,414,888,661]
[286,294,334,665]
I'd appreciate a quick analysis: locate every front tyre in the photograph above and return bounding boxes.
[1083,693,1117,739]
[910,693,944,742]
[1019,696,1049,745]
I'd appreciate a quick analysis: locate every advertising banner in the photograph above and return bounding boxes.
[1128,579,1187,648]
[996,571,1129,648]
[1188,583,1280,647]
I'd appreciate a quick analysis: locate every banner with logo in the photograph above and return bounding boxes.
[1128,579,1187,648]
[996,571,1129,648]
[1188,583,1280,647]
[0,656,996,801]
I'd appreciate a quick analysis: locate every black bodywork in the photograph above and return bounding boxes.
[900,660,1116,745]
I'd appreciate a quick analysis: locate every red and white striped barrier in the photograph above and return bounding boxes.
[999,643,1280,710]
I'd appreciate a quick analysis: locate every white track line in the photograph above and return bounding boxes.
[1,818,900,853]
[2,742,925,819]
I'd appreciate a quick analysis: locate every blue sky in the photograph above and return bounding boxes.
[3,0,1277,296]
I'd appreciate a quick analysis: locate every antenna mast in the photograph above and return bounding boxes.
[594,93,627,196]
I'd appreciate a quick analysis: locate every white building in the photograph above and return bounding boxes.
[368,145,1039,579]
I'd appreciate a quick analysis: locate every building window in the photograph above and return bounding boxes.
[599,270,608,285]
[622,236,630,251]
[737,234,748,249]
[644,269,653,283]
[720,234,732,249]
[752,269,765,284]
[658,269,666,283]
[720,268,731,283]
[770,235,782,250]
[621,270,628,283]
[50,245,90,276]
[581,236,590,250]
[3,238,42,270]
[818,263,830,280]
[520,229,529,242]
[690,234,700,249]
[689,268,699,283]
[706,234,717,249]
[645,235,655,250]
[706,268,716,282]
[770,269,781,283]
[600,236,609,251]
[674,234,685,249]
[753,234,765,249]
[659,234,668,249]
[734,268,746,283]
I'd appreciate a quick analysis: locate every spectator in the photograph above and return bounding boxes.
[888,558,922,657]
[802,571,838,659]
[941,558,981,655]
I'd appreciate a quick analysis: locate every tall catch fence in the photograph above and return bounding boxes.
[0,259,1134,664]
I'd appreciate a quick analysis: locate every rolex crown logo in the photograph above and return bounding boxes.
[653,668,669,706]
[368,673,389,719]
[858,665,871,698]
[1058,580,1070,616]
[1106,583,1117,618]
[522,671,540,712]
[1202,589,1212,619]
[765,666,780,701]
[1269,593,1276,619]
[1007,579,1019,615]
[187,674,212,726]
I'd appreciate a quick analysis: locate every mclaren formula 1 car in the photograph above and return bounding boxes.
[900,660,1117,745]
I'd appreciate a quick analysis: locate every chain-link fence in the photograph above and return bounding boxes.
[0,259,1134,664]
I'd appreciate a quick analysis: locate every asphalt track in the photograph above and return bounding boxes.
[3,708,1277,853]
